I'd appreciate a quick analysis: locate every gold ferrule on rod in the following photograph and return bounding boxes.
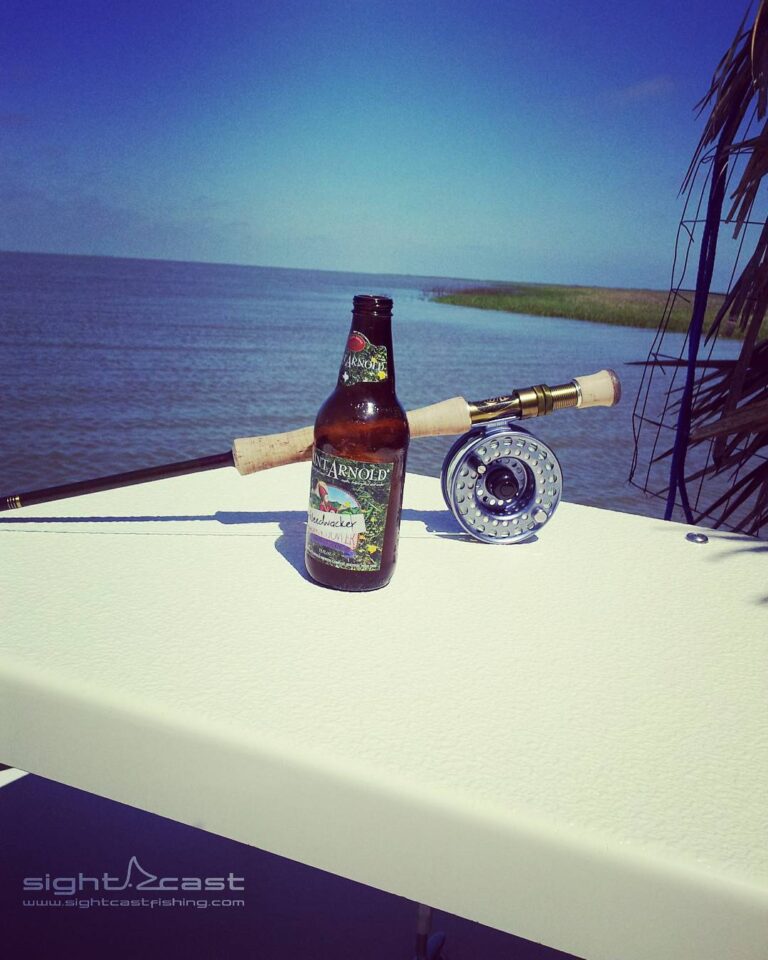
[468,379,582,424]
[516,384,554,418]
[467,394,522,423]
[5,495,23,510]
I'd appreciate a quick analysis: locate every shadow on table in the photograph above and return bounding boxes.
[262,509,474,582]
[0,508,469,582]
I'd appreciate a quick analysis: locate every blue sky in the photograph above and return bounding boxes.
[0,0,750,286]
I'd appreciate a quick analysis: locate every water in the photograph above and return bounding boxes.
[0,251,737,517]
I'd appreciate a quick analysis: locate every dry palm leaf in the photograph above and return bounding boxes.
[632,1,768,535]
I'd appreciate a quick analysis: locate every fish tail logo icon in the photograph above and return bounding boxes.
[123,855,159,891]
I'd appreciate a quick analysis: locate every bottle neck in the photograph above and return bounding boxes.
[336,308,396,391]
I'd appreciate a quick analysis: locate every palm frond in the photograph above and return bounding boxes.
[631,1,768,536]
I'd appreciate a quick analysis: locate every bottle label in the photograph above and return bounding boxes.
[306,450,393,571]
[339,331,388,385]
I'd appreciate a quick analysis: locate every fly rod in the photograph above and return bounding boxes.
[1,369,620,512]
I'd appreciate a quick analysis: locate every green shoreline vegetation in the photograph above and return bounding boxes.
[433,283,762,339]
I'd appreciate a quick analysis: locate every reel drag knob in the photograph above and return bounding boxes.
[440,423,563,544]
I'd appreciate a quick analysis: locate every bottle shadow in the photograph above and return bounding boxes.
[216,508,472,579]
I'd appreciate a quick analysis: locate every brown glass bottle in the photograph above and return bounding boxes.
[304,295,409,591]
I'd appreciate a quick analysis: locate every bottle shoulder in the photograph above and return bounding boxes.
[314,387,409,456]
[315,386,407,426]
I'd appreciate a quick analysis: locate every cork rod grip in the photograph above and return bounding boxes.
[232,425,314,476]
[231,397,472,476]
[574,369,621,408]
[404,396,472,439]
[230,371,620,476]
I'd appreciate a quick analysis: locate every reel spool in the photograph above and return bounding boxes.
[441,421,562,544]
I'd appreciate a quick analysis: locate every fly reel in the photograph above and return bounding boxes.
[441,421,563,544]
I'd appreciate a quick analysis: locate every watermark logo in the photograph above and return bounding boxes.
[22,855,245,910]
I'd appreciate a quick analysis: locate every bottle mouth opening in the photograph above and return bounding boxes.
[353,294,393,314]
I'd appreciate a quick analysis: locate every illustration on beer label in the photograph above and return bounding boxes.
[339,331,388,386]
[306,450,393,571]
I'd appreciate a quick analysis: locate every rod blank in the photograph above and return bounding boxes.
[2,452,234,512]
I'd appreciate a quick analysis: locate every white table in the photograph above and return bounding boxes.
[1,463,766,960]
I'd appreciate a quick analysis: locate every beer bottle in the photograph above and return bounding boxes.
[305,294,409,591]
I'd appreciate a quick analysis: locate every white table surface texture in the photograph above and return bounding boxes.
[1,462,766,960]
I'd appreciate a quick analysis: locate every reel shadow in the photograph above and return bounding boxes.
[399,509,541,544]
[401,508,462,536]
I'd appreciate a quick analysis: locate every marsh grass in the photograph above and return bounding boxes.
[433,283,764,338]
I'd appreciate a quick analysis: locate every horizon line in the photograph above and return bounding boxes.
[0,248,678,294]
